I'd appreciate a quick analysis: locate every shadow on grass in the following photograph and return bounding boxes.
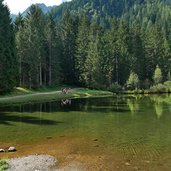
[0,112,63,126]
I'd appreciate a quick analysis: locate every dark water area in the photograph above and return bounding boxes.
[0,95,171,170]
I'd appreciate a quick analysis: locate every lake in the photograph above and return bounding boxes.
[0,95,171,170]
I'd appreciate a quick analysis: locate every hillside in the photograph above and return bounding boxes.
[51,0,171,28]
[11,3,55,20]
[22,3,54,16]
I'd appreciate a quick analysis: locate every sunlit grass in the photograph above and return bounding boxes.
[15,87,33,94]
[0,87,113,106]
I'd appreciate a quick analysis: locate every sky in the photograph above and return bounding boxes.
[3,0,67,14]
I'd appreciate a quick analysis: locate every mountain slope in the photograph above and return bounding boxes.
[11,3,55,21]
[51,0,171,28]
[22,3,55,16]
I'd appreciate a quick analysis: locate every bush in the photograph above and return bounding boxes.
[153,65,163,84]
[149,84,167,93]
[0,159,8,171]
[126,72,139,90]
[164,81,171,86]
[109,83,122,94]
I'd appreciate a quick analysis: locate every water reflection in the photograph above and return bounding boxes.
[1,95,171,116]
[149,95,168,119]
[61,99,72,106]
[154,103,163,119]
[127,98,140,115]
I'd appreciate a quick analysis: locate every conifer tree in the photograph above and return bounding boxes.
[127,71,139,90]
[153,65,163,84]
[45,13,61,85]
[60,10,78,84]
[75,15,90,86]
[0,0,17,93]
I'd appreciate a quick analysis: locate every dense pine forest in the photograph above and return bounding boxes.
[1,0,171,94]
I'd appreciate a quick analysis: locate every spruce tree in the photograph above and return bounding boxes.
[75,15,90,86]
[153,65,163,84]
[45,13,61,86]
[0,1,18,93]
[60,10,78,84]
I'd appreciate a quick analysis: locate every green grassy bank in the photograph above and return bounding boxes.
[0,87,113,106]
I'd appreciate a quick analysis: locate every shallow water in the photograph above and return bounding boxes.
[0,95,171,170]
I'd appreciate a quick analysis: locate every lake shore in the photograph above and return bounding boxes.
[0,87,113,106]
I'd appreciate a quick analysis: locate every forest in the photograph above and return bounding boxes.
[1,0,171,94]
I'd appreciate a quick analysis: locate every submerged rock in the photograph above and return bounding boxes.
[125,162,131,166]
[93,139,98,141]
[8,146,16,152]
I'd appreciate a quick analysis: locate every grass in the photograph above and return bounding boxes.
[0,87,113,106]
[0,159,8,171]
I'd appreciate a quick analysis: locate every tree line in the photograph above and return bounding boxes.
[1,0,171,94]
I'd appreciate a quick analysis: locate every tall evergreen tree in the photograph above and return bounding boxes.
[60,10,78,84]
[16,5,46,88]
[75,15,90,85]
[0,0,18,93]
[45,13,61,86]
[117,20,131,85]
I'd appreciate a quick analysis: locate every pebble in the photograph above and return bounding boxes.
[134,166,140,170]
[125,162,131,166]
[8,146,16,152]
[144,160,150,164]
[0,149,5,152]
[93,139,98,141]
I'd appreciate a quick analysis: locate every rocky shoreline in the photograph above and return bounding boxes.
[6,154,86,171]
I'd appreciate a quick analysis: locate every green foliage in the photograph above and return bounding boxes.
[149,84,167,93]
[127,72,140,90]
[164,81,171,86]
[153,65,163,84]
[109,83,122,94]
[0,159,8,171]
[0,1,17,94]
[3,0,171,93]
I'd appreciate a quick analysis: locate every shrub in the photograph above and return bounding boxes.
[164,81,171,86]
[109,83,122,94]
[0,159,8,171]
[126,72,139,90]
[149,84,167,93]
[153,65,163,84]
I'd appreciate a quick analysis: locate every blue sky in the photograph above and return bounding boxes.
[3,0,69,14]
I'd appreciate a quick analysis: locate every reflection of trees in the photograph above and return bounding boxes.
[127,98,139,115]
[149,95,171,119]
[154,103,163,119]
[150,95,171,105]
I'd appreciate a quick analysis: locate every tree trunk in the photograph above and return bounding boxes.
[29,71,32,89]
[49,41,52,86]
[39,63,42,86]
[19,57,22,86]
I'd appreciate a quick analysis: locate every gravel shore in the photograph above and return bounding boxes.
[7,155,86,171]
[7,155,57,171]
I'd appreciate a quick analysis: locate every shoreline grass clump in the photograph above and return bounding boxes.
[0,159,8,171]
